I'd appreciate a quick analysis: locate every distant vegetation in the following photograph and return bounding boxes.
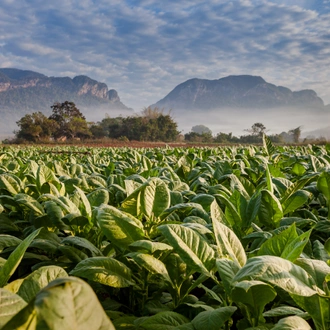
[14,103,179,143]
[7,101,328,144]
[184,124,313,144]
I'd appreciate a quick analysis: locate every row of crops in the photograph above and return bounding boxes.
[0,138,330,329]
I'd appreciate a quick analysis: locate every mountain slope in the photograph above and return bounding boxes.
[0,68,132,136]
[153,75,325,110]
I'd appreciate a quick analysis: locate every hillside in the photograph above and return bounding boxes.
[152,75,325,110]
[151,75,329,137]
[0,68,132,136]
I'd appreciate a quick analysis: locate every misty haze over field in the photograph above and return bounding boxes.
[0,69,329,141]
[1,105,329,141]
[171,107,330,139]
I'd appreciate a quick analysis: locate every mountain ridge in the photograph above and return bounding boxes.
[0,68,129,108]
[152,75,326,110]
[0,68,132,136]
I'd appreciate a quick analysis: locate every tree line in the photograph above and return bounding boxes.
[13,101,315,144]
[15,102,179,142]
[184,123,304,144]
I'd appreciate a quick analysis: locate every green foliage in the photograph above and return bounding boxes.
[15,101,91,141]
[191,125,212,135]
[0,144,329,328]
[49,101,91,139]
[16,112,58,142]
[184,131,213,143]
[2,277,115,330]
[90,107,179,141]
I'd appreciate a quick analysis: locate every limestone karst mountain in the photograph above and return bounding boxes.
[152,75,325,111]
[0,68,132,136]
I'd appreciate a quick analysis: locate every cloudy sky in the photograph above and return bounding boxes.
[1,0,330,111]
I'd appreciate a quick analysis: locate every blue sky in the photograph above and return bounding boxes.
[1,0,330,110]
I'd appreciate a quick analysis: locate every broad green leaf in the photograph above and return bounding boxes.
[62,215,90,233]
[164,253,188,289]
[227,174,250,199]
[40,182,63,196]
[294,258,330,290]
[265,163,274,194]
[0,228,41,287]
[257,224,311,262]
[141,177,170,218]
[127,252,173,284]
[2,278,24,294]
[263,133,276,157]
[258,190,283,227]
[0,288,27,328]
[291,294,329,330]
[191,194,215,212]
[87,175,107,188]
[129,240,173,254]
[139,311,190,330]
[272,316,312,330]
[39,194,80,215]
[73,185,92,218]
[97,204,144,250]
[211,202,246,267]
[280,175,316,205]
[112,315,137,330]
[43,200,67,230]
[87,188,109,207]
[282,190,310,215]
[215,258,240,295]
[0,235,22,252]
[14,266,68,302]
[317,171,330,219]
[210,199,232,228]
[216,194,242,231]
[314,240,330,263]
[233,255,321,296]
[232,280,276,326]
[245,191,261,228]
[292,163,306,176]
[0,174,22,195]
[70,257,134,287]
[14,193,44,216]
[121,182,145,217]
[317,171,330,202]
[2,277,115,330]
[61,236,103,257]
[158,224,215,276]
[36,165,60,193]
[173,324,195,330]
[160,203,209,222]
[263,306,306,318]
[198,283,222,303]
[191,306,237,330]
[58,245,88,262]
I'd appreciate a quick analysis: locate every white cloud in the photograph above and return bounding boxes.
[0,0,329,112]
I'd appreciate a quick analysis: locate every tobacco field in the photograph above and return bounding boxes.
[0,137,330,329]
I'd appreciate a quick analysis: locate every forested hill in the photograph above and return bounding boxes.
[152,75,326,111]
[0,68,132,136]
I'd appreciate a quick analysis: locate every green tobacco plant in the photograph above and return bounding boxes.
[1,143,330,328]
[2,277,115,330]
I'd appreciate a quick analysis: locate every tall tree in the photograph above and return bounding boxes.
[141,106,164,119]
[191,125,212,135]
[245,123,267,136]
[49,101,91,139]
[289,126,301,143]
[15,112,58,141]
